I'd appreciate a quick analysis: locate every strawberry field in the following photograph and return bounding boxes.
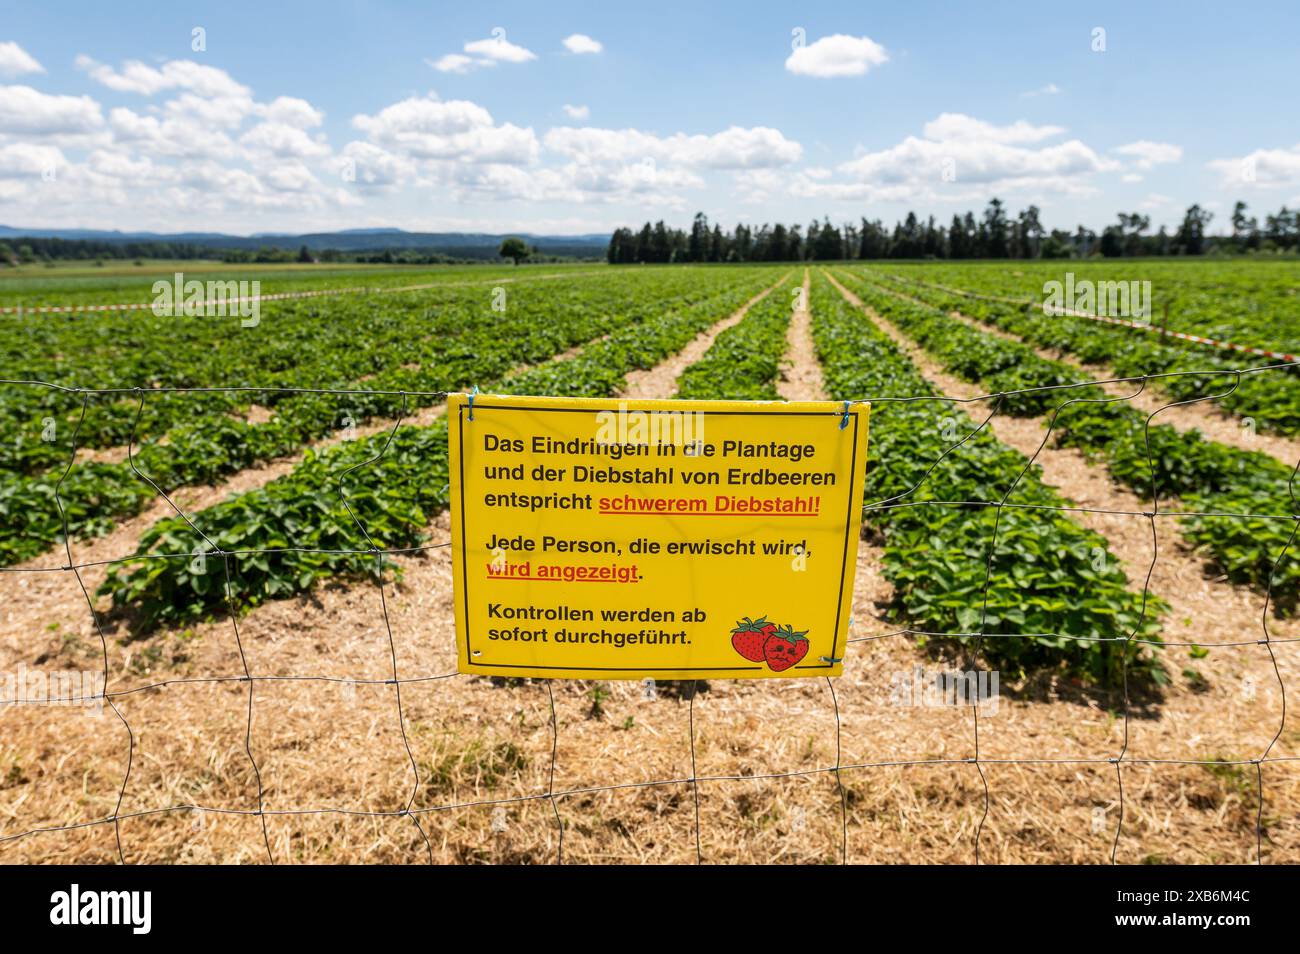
[0,260,1297,864]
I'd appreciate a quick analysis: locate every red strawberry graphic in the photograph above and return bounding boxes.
[763,625,810,672]
[731,616,776,662]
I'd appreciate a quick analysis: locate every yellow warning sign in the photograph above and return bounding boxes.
[447,394,869,679]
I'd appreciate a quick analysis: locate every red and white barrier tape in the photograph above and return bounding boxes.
[0,270,598,317]
[0,287,360,315]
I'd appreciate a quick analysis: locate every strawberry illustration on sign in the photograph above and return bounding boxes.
[730,616,776,662]
[731,616,810,671]
[763,624,810,672]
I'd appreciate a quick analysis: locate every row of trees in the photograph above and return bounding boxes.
[0,237,226,264]
[0,238,556,267]
[607,200,1300,263]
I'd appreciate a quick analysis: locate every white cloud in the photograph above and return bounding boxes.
[923,113,1065,144]
[1121,172,1144,183]
[0,84,103,135]
[262,161,322,193]
[257,96,324,129]
[75,56,250,99]
[463,34,537,64]
[0,141,64,177]
[1114,140,1183,169]
[428,33,538,73]
[161,90,256,129]
[0,41,44,77]
[562,103,590,120]
[1139,192,1172,209]
[562,34,603,55]
[335,141,416,189]
[353,94,539,164]
[790,113,1116,204]
[429,53,481,74]
[84,147,157,181]
[240,121,330,159]
[544,125,801,169]
[1209,144,1300,188]
[1020,83,1061,97]
[109,106,238,159]
[785,34,888,78]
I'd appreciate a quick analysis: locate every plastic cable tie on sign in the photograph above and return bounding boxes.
[467,384,479,421]
[839,401,851,431]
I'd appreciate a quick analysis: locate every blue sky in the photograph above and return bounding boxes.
[1,1,1298,236]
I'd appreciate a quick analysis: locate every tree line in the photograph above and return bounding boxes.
[606,200,1300,263]
[0,237,586,267]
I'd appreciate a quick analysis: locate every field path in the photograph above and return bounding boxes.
[777,270,826,403]
[778,269,895,638]
[619,273,791,399]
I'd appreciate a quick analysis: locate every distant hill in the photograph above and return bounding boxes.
[0,225,609,259]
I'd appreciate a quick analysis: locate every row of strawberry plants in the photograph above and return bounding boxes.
[838,270,1300,611]
[0,270,740,566]
[872,269,1300,437]
[811,272,1163,685]
[675,277,794,400]
[97,271,785,631]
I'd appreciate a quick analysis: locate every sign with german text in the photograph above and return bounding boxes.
[447,394,869,679]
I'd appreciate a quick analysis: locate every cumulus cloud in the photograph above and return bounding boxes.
[785,34,888,78]
[335,140,416,189]
[240,121,330,159]
[257,96,324,129]
[1114,140,1183,169]
[352,94,539,164]
[562,34,603,54]
[1,55,350,224]
[543,125,801,169]
[464,33,537,63]
[0,41,44,77]
[428,32,538,73]
[430,53,479,74]
[788,112,1116,204]
[75,55,249,98]
[0,84,103,136]
[1208,143,1300,188]
[1020,82,1061,97]
[562,103,590,120]
[923,113,1064,144]
[108,106,238,159]
[0,141,64,178]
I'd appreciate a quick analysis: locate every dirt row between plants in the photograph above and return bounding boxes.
[0,269,1293,864]
[619,274,792,399]
[861,273,1300,471]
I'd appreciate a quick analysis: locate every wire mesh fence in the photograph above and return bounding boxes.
[0,367,1296,864]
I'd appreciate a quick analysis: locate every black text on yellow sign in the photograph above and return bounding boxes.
[448,394,869,679]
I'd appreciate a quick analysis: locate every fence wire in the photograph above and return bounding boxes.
[0,367,1295,865]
